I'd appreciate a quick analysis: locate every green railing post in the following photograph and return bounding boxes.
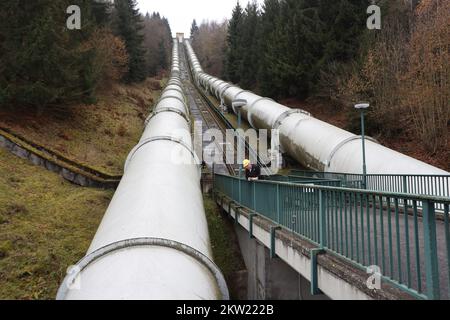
[310,248,325,295]
[211,163,215,192]
[423,200,440,299]
[249,213,256,239]
[239,178,242,204]
[360,109,367,190]
[270,226,281,259]
[319,190,327,248]
[237,105,243,204]
[238,107,243,179]
[253,182,256,212]
[231,175,234,199]
[276,184,281,224]
[403,175,408,194]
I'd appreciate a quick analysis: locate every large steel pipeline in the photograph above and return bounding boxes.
[185,40,448,176]
[57,40,228,300]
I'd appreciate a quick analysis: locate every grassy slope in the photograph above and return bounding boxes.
[0,77,165,299]
[0,76,248,299]
[0,78,164,175]
[0,155,243,299]
[0,147,113,299]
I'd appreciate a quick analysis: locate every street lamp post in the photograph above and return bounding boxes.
[232,99,247,177]
[233,99,247,203]
[238,109,242,176]
[355,103,370,189]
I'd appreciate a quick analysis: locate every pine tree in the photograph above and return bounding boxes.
[258,0,281,97]
[318,0,369,64]
[224,2,244,83]
[219,0,375,100]
[113,0,147,82]
[190,19,199,39]
[271,0,323,98]
[158,39,168,71]
[0,0,104,108]
[92,0,112,26]
[238,1,260,89]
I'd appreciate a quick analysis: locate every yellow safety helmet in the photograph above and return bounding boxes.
[243,159,251,168]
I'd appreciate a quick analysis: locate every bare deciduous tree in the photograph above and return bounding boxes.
[402,0,449,153]
[192,20,228,77]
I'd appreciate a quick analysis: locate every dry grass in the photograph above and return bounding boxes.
[0,77,165,175]
[0,147,113,299]
[0,152,245,299]
[0,77,168,300]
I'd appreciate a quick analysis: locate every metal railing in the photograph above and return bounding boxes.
[264,175,343,187]
[214,173,450,300]
[290,170,450,198]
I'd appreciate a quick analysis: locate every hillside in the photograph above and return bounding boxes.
[0,146,113,299]
[0,77,164,299]
[282,98,450,172]
[0,78,164,175]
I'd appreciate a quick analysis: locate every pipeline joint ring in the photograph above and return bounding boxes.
[218,84,233,101]
[209,78,222,92]
[124,135,200,172]
[157,94,187,110]
[167,79,183,86]
[273,109,311,130]
[231,90,250,114]
[56,237,229,300]
[326,135,379,168]
[247,97,275,128]
[145,107,190,126]
[163,86,185,96]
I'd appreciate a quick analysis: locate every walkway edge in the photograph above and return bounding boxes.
[0,127,121,189]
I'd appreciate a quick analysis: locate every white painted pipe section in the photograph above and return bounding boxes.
[184,40,448,176]
[57,40,228,300]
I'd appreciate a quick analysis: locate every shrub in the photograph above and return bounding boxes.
[83,28,129,90]
[401,0,449,153]
[117,124,127,137]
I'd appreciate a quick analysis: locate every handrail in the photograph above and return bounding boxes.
[214,173,450,300]
[290,169,450,178]
[216,173,450,203]
[289,170,450,198]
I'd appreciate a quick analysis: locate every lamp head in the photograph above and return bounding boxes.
[354,103,370,110]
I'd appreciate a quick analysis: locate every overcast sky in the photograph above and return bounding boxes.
[137,0,264,36]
